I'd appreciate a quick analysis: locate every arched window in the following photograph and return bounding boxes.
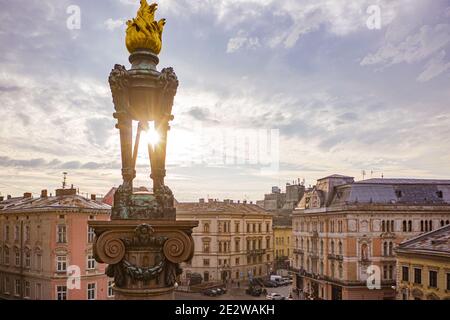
[383,242,388,256]
[421,220,424,232]
[301,238,304,250]
[382,220,385,232]
[408,220,412,232]
[320,240,324,255]
[339,264,343,278]
[388,242,393,256]
[441,220,445,227]
[203,223,210,233]
[320,261,324,275]
[391,220,394,232]
[331,240,335,254]
[296,238,299,248]
[403,221,407,232]
[429,220,433,231]
[307,239,310,252]
[446,220,450,225]
[338,241,343,255]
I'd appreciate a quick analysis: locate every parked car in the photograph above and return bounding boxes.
[266,293,285,300]
[262,280,278,288]
[203,289,218,297]
[246,286,263,297]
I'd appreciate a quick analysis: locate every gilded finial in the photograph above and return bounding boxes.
[125,0,166,55]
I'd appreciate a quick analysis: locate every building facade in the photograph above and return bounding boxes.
[257,182,305,211]
[0,188,113,300]
[176,199,274,283]
[395,224,450,300]
[273,225,292,270]
[292,175,450,300]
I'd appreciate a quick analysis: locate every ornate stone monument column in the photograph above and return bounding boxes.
[89,0,197,300]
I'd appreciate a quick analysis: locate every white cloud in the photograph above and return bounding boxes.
[103,18,124,31]
[226,30,260,53]
[361,23,450,81]
[417,50,450,82]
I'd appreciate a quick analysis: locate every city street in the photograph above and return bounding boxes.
[175,285,293,301]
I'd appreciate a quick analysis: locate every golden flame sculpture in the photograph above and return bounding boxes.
[126,0,166,55]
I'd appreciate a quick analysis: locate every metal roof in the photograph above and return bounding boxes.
[0,194,111,212]
[355,178,450,185]
[397,224,450,255]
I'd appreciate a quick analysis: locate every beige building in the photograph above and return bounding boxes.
[292,175,450,300]
[395,224,450,300]
[273,225,292,270]
[176,199,274,283]
[0,188,112,300]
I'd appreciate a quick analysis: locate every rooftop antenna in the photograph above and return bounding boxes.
[381,173,384,179]
[62,172,68,189]
[361,170,366,180]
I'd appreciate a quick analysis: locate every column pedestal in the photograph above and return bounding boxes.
[89,219,197,300]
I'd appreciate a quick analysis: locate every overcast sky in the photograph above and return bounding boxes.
[0,0,449,201]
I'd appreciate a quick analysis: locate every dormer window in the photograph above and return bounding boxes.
[436,191,443,199]
[395,190,402,198]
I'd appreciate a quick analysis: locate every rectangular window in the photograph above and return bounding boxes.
[24,281,30,299]
[402,266,409,282]
[235,257,240,265]
[56,285,67,300]
[87,283,96,300]
[14,279,21,296]
[57,225,67,244]
[429,270,438,288]
[87,254,96,270]
[414,268,422,284]
[4,247,9,265]
[36,253,42,271]
[25,252,31,268]
[15,250,20,266]
[25,226,30,242]
[235,223,240,233]
[4,277,10,295]
[56,255,67,272]
[108,280,114,298]
[35,283,42,300]
[203,259,210,266]
[14,225,20,241]
[4,225,9,241]
[87,227,95,243]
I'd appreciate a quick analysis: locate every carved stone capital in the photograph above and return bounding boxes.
[89,220,197,298]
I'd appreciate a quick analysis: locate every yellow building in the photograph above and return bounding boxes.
[273,225,292,269]
[395,224,450,300]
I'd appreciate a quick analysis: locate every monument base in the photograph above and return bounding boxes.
[89,219,197,300]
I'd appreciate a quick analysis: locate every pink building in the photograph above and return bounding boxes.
[0,187,113,300]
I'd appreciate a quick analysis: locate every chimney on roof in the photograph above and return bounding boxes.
[243,200,247,204]
[55,187,77,197]
[24,192,32,198]
[250,201,253,204]
[91,194,97,201]
[0,196,4,202]
[199,198,205,203]
[41,190,48,198]
[7,195,12,200]
[237,200,240,204]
